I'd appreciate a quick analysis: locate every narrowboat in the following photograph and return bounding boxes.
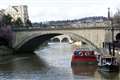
[71,49,97,65]
[98,54,119,72]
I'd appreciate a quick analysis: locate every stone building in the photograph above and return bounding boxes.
[5,5,29,25]
[0,9,5,27]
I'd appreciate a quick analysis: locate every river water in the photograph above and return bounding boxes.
[0,43,119,80]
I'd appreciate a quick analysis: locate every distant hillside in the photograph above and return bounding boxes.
[32,16,108,27]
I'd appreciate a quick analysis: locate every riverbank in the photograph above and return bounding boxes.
[0,45,13,63]
[0,46,13,55]
[115,50,120,66]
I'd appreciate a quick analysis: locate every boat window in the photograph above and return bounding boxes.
[74,51,80,55]
[85,52,88,56]
[106,58,112,62]
[102,59,106,65]
[80,52,83,56]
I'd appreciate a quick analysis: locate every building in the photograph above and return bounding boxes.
[0,9,5,20]
[5,5,29,25]
[0,9,5,27]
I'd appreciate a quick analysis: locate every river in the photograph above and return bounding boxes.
[0,43,119,80]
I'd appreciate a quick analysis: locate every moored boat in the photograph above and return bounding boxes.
[98,54,119,72]
[71,49,97,65]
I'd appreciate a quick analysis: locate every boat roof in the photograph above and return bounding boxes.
[75,48,94,51]
[101,54,116,58]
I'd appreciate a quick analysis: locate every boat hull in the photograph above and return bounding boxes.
[98,65,119,72]
[71,55,97,65]
[71,64,97,76]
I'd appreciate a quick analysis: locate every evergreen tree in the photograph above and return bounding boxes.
[14,17,23,26]
[26,19,32,27]
[2,14,13,26]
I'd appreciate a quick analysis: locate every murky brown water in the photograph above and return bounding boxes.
[0,43,119,80]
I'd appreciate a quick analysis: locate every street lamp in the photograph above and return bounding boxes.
[111,18,115,56]
[108,8,115,56]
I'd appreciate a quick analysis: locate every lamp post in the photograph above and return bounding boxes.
[111,18,115,56]
[108,8,115,56]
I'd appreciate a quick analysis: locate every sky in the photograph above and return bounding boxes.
[0,0,120,22]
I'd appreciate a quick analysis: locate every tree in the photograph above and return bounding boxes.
[26,19,32,27]
[2,14,13,26]
[14,17,23,26]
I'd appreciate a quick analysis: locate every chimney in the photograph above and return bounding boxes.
[108,8,110,20]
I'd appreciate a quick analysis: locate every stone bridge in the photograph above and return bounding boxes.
[12,27,120,53]
[50,35,73,43]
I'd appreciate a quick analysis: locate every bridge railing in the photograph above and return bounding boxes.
[11,20,114,32]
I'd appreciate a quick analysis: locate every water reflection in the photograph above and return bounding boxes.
[71,64,97,76]
[98,70,119,80]
[0,53,48,72]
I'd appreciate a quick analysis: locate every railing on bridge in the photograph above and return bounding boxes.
[12,21,111,31]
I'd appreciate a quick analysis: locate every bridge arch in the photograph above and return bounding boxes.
[51,35,72,43]
[116,33,120,41]
[14,32,100,53]
[61,37,69,42]
[52,38,60,42]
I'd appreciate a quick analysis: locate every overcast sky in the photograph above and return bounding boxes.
[0,0,120,22]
